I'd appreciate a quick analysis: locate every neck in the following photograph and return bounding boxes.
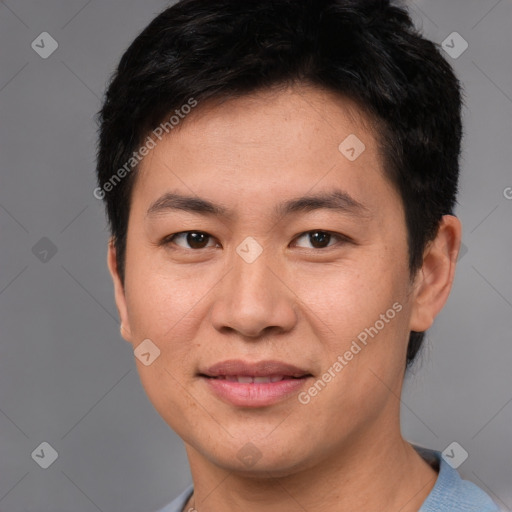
[183,431,438,512]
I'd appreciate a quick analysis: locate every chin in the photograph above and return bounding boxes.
[202,440,316,479]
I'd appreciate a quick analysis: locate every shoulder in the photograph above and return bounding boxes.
[415,445,500,512]
[154,484,194,512]
[156,449,501,512]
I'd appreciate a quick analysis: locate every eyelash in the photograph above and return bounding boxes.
[160,230,352,251]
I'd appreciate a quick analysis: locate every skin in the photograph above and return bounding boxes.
[107,85,462,511]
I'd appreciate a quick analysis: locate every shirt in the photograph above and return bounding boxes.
[156,445,499,512]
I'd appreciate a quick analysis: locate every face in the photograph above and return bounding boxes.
[108,85,452,477]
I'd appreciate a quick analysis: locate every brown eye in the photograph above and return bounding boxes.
[309,231,331,248]
[294,230,346,249]
[165,231,216,250]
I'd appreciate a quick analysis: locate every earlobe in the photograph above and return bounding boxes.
[107,238,132,342]
[409,215,462,333]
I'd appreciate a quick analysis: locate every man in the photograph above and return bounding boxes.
[95,0,499,510]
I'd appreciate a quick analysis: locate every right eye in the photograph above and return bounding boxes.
[161,231,219,250]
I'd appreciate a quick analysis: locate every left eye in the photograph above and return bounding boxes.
[294,231,346,249]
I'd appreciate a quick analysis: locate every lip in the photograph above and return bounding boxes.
[199,359,312,407]
[201,359,310,378]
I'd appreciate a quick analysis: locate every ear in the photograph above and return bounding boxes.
[409,215,462,332]
[107,238,133,343]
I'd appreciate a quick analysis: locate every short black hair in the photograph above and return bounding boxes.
[95,0,463,368]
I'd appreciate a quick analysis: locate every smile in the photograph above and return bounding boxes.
[209,375,302,383]
[199,359,313,407]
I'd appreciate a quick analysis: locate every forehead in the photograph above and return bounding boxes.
[131,85,398,220]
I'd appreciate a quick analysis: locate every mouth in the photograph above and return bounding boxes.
[205,375,305,383]
[199,359,313,407]
[200,359,311,378]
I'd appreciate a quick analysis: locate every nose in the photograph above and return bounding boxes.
[210,246,298,339]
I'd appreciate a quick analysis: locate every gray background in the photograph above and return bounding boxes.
[0,0,510,510]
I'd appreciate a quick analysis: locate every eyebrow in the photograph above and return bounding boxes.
[146,189,371,220]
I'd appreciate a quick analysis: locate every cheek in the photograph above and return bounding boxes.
[292,257,403,336]
[291,257,409,398]
[123,258,219,359]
